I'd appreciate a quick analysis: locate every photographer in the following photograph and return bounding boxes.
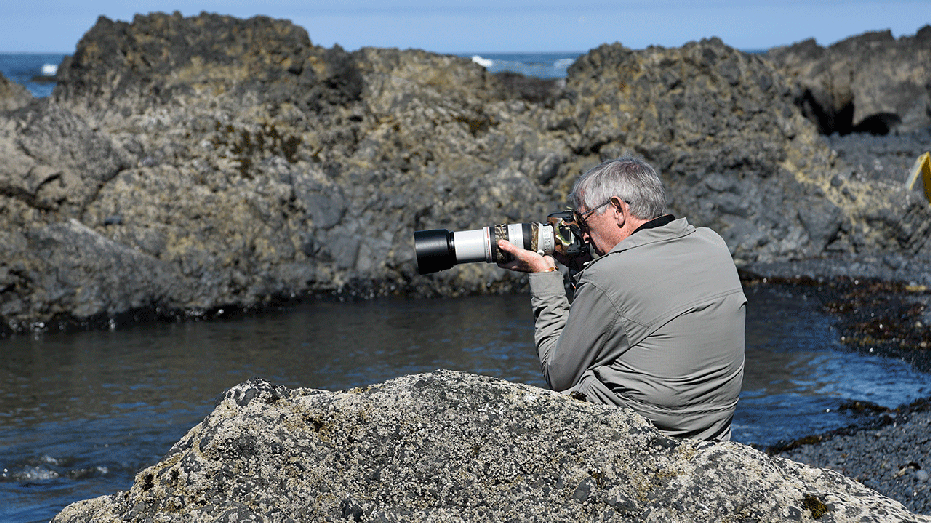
[497,156,746,441]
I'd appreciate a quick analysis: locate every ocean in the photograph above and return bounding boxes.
[458,52,582,79]
[0,53,66,98]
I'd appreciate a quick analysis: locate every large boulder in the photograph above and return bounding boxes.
[767,25,931,135]
[52,371,930,522]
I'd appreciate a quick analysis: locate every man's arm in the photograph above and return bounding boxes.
[530,273,620,391]
[498,240,620,391]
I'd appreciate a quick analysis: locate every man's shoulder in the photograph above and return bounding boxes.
[581,218,736,281]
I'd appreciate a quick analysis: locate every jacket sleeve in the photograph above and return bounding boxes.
[528,271,620,391]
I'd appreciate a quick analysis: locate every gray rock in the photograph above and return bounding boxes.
[0,72,32,112]
[0,101,130,216]
[52,371,930,522]
[768,25,931,134]
[778,409,931,515]
[798,198,843,253]
[0,219,188,330]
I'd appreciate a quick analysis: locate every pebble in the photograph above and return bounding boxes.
[778,409,931,515]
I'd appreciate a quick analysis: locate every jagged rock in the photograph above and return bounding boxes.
[52,371,931,522]
[768,25,931,135]
[0,71,32,111]
[551,39,835,264]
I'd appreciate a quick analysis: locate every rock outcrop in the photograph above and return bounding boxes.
[0,71,32,111]
[767,25,931,135]
[2,12,929,331]
[52,371,931,522]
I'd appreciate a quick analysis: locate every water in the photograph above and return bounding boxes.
[459,52,582,79]
[2,284,930,522]
[0,53,66,98]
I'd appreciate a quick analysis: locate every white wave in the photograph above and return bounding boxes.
[471,55,493,68]
[554,58,575,69]
[41,63,58,76]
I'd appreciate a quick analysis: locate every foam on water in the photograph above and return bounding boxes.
[462,52,582,79]
[471,55,494,68]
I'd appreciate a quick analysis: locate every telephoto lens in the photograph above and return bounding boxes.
[413,229,456,275]
[414,223,555,275]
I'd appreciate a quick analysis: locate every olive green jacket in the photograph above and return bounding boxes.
[529,217,745,441]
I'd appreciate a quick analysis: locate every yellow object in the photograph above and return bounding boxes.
[906,152,931,204]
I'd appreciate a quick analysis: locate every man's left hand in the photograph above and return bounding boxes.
[496,240,557,273]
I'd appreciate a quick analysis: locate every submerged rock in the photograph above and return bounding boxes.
[53,371,929,522]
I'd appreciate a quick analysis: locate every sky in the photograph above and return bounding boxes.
[1,0,929,54]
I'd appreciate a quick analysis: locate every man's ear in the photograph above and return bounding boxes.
[610,196,626,227]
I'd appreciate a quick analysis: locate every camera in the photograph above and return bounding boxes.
[414,210,588,275]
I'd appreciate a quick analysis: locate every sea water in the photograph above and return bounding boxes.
[0,53,66,98]
[460,52,582,79]
[2,284,930,522]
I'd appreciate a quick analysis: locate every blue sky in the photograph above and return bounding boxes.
[2,0,929,53]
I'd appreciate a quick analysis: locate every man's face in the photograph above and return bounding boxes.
[578,200,621,256]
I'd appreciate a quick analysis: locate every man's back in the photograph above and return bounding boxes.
[569,218,746,440]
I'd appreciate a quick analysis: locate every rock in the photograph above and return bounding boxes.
[0,101,130,216]
[0,219,188,330]
[0,72,32,112]
[767,25,931,135]
[52,371,930,522]
[2,12,930,330]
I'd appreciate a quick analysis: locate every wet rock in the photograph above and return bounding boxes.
[52,371,930,522]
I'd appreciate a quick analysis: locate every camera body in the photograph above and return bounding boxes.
[414,210,588,275]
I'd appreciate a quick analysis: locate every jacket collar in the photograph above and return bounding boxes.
[631,214,676,236]
[608,216,693,256]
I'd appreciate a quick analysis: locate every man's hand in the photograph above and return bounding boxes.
[496,240,557,273]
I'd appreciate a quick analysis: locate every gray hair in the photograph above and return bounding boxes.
[569,155,666,220]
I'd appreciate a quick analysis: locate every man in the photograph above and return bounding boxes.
[497,156,745,441]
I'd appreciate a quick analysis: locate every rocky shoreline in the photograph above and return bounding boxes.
[0,14,929,333]
[773,399,931,516]
[2,12,929,521]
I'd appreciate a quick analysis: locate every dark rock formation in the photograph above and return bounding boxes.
[768,25,931,135]
[52,371,931,522]
[1,12,929,331]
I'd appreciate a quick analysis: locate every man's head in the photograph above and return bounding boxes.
[569,156,667,255]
